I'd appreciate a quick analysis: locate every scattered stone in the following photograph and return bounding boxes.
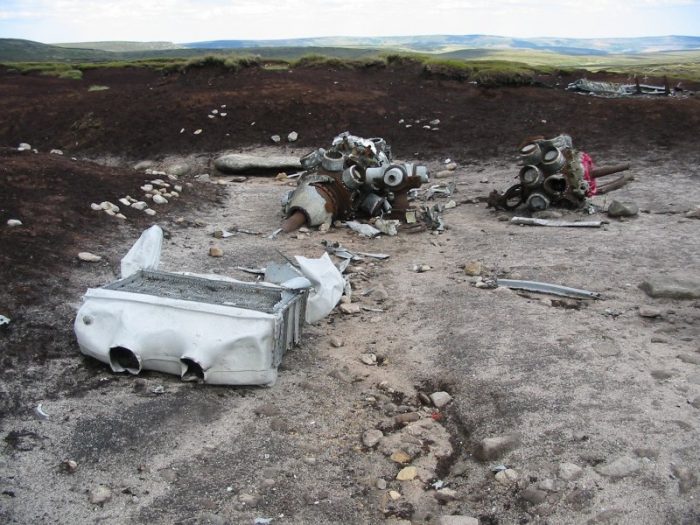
[152,194,168,205]
[193,129,202,135]
[429,119,441,126]
[6,219,22,227]
[360,353,377,366]
[639,306,662,318]
[595,456,641,478]
[362,429,383,448]
[62,459,78,473]
[396,466,417,481]
[671,464,698,494]
[339,303,361,315]
[445,162,458,171]
[521,486,547,505]
[389,490,402,500]
[390,450,412,464]
[214,153,301,173]
[287,131,298,142]
[89,486,112,505]
[685,206,700,219]
[538,478,559,492]
[558,462,583,481]
[640,276,700,300]
[438,517,479,525]
[463,261,483,276]
[690,396,700,409]
[131,201,148,211]
[475,434,519,461]
[166,163,190,177]
[650,369,673,380]
[650,336,668,344]
[17,142,31,151]
[78,252,102,262]
[678,353,700,365]
[50,149,63,155]
[144,209,156,216]
[376,478,387,490]
[434,488,457,503]
[328,336,344,348]
[413,264,432,273]
[134,160,155,170]
[394,412,420,425]
[434,170,453,179]
[495,469,519,484]
[607,200,638,217]
[429,391,453,408]
[209,245,224,258]
[271,135,281,143]
[90,203,102,211]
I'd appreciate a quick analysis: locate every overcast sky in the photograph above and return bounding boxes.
[1,0,699,43]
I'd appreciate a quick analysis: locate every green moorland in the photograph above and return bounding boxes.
[1,37,699,83]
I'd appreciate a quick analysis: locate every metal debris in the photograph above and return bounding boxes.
[510,217,607,228]
[34,403,49,420]
[497,279,601,300]
[488,134,631,213]
[281,132,429,233]
[567,78,670,97]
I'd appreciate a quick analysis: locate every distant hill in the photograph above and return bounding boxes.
[2,34,700,64]
[54,41,184,52]
[184,35,700,54]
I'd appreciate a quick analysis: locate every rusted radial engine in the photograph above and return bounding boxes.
[281,133,429,232]
[488,134,631,212]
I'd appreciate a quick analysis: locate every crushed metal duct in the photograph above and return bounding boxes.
[281,132,429,232]
[488,134,631,212]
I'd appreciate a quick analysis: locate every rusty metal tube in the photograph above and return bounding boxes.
[591,163,630,179]
[281,210,308,233]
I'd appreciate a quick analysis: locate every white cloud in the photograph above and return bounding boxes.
[0,0,698,41]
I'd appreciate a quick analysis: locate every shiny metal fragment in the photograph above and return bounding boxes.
[510,217,606,228]
[497,279,601,300]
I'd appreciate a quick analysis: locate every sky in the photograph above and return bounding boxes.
[0,0,699,43]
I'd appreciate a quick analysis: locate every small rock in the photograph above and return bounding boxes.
[639,306,662,318]
[193,129,202,135]
[376,478,387,490]
[78,252,102,262]
[671,464,698,494]
[362,429,383,448]
[62,459,78,473]
[89,486,112,505]
[434,170,454,179]
[271,135,281,143]
[463,261,483,276]
[287,131,298,142]
[131,201,148,211]
[115,213,127,220]
[413,264,431,273]
[90,203,102,211]
[475,434,519,461]
[595,456,641,478]
[6,219,22,227]
[209,245,224,257]
[434,488,457,503]
[538,478,559,492]
[690,396,700,409]
[430,119,441,126]
[558,462,583,481]
[339,303,361,314]
[144,209,156,216]
[360,353,377,366]
[390,450,412,464]
[396,466,417,481]
[330,336,344,348]
[429,391,453,408]
[521,486,547,505]
[50,149,63,155]
[389,490,402,500]
[152,194,168,205]
[678,353,700,365]
[394,412,420,425]
[438,517,479,525]
[651,369,673,380]
[495,468,519,484]
[607,200,638,218]
[639,275,700,300]
[17,142,31,151]
[685,206,700,219]
[445,162,458,171]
